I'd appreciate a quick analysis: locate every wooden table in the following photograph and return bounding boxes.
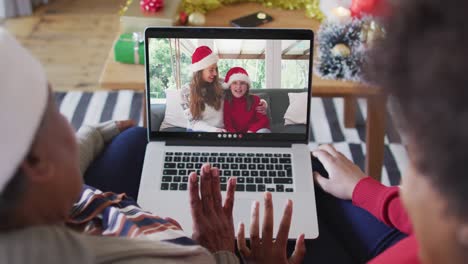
[99,3,386,181]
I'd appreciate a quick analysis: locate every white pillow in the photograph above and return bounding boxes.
[284,92,308,125]
[160,89,187,130]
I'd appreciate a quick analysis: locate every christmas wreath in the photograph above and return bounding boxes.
[315,19,367,81]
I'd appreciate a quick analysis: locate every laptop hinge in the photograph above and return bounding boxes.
[165,139,295,148]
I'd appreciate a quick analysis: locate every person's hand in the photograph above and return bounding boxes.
[115,120,136,132]
[237,192,306,264]
[164,217,182,229]
[189,164,237,253]
[256,100,268,115]
[312,144,366,200]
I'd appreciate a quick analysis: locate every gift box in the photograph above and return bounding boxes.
[120,0,182,33]
[114,32,144,65]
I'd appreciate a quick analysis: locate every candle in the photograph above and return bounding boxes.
[329,6,352,24]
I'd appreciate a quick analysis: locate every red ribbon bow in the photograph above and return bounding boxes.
[140,0,164,13]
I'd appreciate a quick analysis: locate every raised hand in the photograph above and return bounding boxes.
[189,164,237,253]
[237,192,306,264]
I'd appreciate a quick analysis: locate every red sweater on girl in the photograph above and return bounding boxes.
[223,95,270,133]
[353,177,420,264]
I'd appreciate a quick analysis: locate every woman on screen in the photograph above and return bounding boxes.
[180,46,225,132]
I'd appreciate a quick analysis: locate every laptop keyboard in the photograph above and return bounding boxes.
[160,152,294,192]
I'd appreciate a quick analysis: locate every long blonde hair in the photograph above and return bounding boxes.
[189,70,224,120]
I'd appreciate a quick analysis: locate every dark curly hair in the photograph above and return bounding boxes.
[366,0,468,219]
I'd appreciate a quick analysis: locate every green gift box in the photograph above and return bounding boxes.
[114,32,145,65]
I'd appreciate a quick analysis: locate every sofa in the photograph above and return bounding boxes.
[150,88,308,134]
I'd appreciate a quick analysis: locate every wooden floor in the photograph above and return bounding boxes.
[1,0,126,91]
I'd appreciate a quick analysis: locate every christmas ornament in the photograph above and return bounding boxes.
[188,12,206,26]
[331,43,351,57]
[315,19,366,81]
[350,0,388,18]
[179,11,188,25]
[140,0,164,13]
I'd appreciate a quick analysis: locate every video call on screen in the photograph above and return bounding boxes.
[148,38,311,136]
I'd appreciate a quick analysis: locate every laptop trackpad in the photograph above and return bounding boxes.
[232,197,290,238]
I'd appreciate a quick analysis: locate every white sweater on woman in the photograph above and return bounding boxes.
[180,84,224,132]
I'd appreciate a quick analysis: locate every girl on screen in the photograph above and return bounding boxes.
[223,67,271,133]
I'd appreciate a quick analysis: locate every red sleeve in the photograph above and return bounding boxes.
[352,177,413,235]
[223,100,235,133]
[368,235,420,264]
[248,96,271,133]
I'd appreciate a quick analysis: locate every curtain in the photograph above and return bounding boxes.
[1,0,48,18]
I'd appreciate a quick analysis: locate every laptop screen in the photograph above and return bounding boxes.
[145,28,313,144]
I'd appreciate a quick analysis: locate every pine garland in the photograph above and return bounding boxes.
[182,0,324,21]
[315,19,366,81]
[182,0,222,14]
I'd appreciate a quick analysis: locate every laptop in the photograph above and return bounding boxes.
[138,27,318,239]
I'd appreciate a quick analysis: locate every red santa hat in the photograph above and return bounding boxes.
[223,67,252,89]
[0,28,48,193]
[189,46,219,72]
